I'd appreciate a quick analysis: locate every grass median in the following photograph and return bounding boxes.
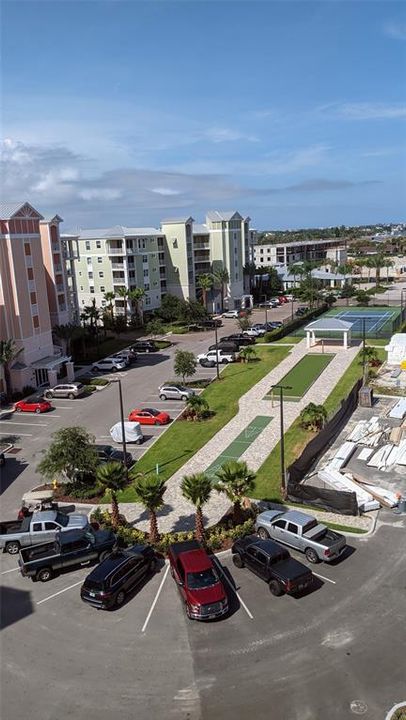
[116,345,290,502]
[253,348,386,501]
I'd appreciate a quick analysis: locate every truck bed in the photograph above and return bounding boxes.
[168,540,201,561]
[20,542,58,564]
[0,520,25,535]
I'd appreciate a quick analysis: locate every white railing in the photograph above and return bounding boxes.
[107,247,124,254]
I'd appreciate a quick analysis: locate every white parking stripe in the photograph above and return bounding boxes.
[0,420,48,426]
[0,431,32,437]
[36,579,83,605]
[312,572,336,585]
[1,566,20,575]
[141,563,170,632]
[212,558,254,619]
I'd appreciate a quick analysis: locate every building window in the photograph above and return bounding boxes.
[30,291,37,304]
[85,241,91,250]
[129,270,135,279]
[144,283,150,291]
[235,273,238,280]
[96,240,101,249]
[87,257,92,265]
[79,271,82,276]
[142,255,148,263]
[234,246,238,254]
[27,267,34,280]
[88,272,93,279]
[97,257,102,263]
[143,269,149,277]
[145,296,151,306]
[32,315,39,328]
[138,238,146,250]
[80,285,84,291]
[90,287,95,294]
[100,286,105,292]
[157,237,164,247]
[24,243,31,256]
[99,271,104,278]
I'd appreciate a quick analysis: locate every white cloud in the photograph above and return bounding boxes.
[150,187,181,196]
[383,21,406,40]
[326,102,406,120]
[203,127,259,143]
[79,188,122,201]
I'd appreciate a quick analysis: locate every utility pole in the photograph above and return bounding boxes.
[271,384,292,499]
[362,317,367,386]
[214,323,220,380]
[265,305,268,328]
[112,377,128,482]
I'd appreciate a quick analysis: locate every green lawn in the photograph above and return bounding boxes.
[116,346,290,502]
[267,336,303,345]
[265,354,334,400]
[253,348,386,501]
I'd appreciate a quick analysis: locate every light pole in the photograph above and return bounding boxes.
[362,317,367,385]
[111,377,129,482]
[214,323,220,381]
[265,305,268,328]
[271,384,292,499]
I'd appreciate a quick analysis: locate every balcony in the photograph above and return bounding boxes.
[111,262,124,270]
[107,245,124,255]
[56,283,65,293]
[194,251,210,261]
[28,279,36,292]
[193,240,209,249]
[159,269,166,278]
[54,263,62,272]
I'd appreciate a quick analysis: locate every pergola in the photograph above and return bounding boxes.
[304,317,354,350]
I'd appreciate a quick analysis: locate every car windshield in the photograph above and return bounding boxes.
[55,512,69,527]
[143,408,158,415]
[187,568,218,589]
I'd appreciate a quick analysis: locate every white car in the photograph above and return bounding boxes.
[91,357,127,372]
[242,328,259,337]
[197,349,236,364]
[222,309,239,318]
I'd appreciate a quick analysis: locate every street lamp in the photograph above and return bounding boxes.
[214,323,220,381]
[361,317,367,386]
[265,305,268,328]
[111,377,129,482]
[271,384,292,499]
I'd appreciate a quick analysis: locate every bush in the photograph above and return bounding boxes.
[22,385,36,396]
[91,377,109,386]
[83,385,97,395]
[11,391,23,401]
[264,304,327,343]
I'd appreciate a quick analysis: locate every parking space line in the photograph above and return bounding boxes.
[141,564,170,633]
[212,558,254,620]
[0,431,32,436]
[312,572,336,585]
[36,579,83,605]
[1,566,20,575]
[0,420,48,426]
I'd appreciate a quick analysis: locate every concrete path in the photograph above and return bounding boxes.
[110,338,362,532]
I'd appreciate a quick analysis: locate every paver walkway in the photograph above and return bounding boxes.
[106,338,362,532]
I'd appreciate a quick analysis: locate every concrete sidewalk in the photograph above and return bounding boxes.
[112,338,362,532]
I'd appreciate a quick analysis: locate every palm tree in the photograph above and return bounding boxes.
[212,267,229,312]
[214,460,256,524]
[299,403,328,432]
[95,461,127,529]
[364,254,390,287]
[104,291,116,321]
[0,340,22,401]
[128,287,146,326]
[243,262,256,294]
[196,274,213,311]
[180,473,212,542]
[239,346,257,363]
[185,395,210,421]
[116,287,129,325]
[83,298,101,335]
[130,472,167,544]
[52,323,78,356]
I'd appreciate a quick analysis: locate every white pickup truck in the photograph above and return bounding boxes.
[0,510,89,555]
[197,349,236,364]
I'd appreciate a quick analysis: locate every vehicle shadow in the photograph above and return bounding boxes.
[291,574,324,599]
[328,545,356,565]
[211,559,240,619]
[0,587,34,629]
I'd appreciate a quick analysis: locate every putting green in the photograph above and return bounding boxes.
[205,416,272,479]
[265,353,334,401]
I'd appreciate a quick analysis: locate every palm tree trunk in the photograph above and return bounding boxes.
[111,492,120,529]
[4,363,12,401]
[195,508,205,542]
[220,285,224,312]
[233,500,243,525]
[149,510,160,544]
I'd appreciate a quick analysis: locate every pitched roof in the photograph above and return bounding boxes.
[0,201,43,220]
[40,215,64,224]
[206,211,243,222]
[304,318,353,331]
[77,225,162,239]
[160,216,194,224]
[193,223,209,235]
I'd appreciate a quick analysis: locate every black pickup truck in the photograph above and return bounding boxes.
[19,527,117,582]
[231,535,314,597]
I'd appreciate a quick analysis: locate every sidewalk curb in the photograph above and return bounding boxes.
[385,702,406,720]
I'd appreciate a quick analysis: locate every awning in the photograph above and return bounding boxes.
[30,355,71,370]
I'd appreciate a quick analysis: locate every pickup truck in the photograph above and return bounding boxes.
[197,349,236,364]
[19,528,117,582]
[255,509,346,563]
[232,535,314,596]
[168,540,228,620]
[0,510,89,555]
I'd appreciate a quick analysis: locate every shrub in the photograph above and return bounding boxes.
[11,391,23,401]
[22,385,36,396]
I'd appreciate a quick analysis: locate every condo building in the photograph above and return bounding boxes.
[254,237,347,269]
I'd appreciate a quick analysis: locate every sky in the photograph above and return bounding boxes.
[1,0,406,231]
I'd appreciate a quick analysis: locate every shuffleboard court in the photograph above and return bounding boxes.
[205,416,272,479]
[264,353,334,402]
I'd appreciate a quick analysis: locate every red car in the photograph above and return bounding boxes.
[128,407,170,425]
[14,397,52,414]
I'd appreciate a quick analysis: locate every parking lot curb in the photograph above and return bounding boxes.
[385,702,406,720]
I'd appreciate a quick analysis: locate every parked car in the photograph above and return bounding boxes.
[232,535,314,596]
[14,397,52,414]
[110,353,129,366]
[251,324,267,336]
[208,341,239,354]
[168,540,228,620]
[255,510,346,563]
[270,297,282,306]
[222,334,255,347]
[93,444,134,467]
[128,408,170,425]
[91,357,127,372]
[43,383,85,400]
[80,544,157,609]
[270,321,283,328]
[19,528,117,582]
[197,349,236,364]
[222,309,239,318]
[0,453,5,467]
[198,357,216,368]
[295,306,309,317]
[110,421,144,445]
[199,319,222,329]
[158,385,195,401]
[130,341,158,353]
[0,510,89,555]
[278,295,289,304]
[242,328,260,338]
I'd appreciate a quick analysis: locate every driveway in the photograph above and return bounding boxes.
[1,510,404,720]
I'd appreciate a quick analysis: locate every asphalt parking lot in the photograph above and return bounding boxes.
[1,511,405,720]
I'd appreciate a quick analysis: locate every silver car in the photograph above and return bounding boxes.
[92,357,126,372]
[44,383,85,399]
[158,384,195,401]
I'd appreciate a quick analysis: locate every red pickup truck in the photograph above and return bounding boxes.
[168,540,228,620]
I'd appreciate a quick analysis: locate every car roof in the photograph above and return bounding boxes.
[32,510,58,521]
[85,545,147,580]
[94,444,113,452]
[180,548,213,573]
[278,510,315,525]
[245,536,288,557]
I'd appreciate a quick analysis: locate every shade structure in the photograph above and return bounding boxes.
[304,317,354,349]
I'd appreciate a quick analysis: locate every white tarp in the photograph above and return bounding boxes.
[318,464,380,512]
[367,439,406,469]
[347,417,386,447]
[389,398,406,420]
[329,441,357,470]
[363,484,399,508]
[110,421,142,443]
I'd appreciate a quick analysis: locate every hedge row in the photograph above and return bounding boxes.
[264,304,328,343]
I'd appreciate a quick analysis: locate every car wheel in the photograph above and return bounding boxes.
[181,395,188,401]
[305,548,319,564]
[136,438,143,445]
[68,393,75,400]
[159,394,167,400]
[44,392,53,399]
[37,567,53,583]
[222,359,229,364]
[257,527,269,540]
[5,541,20,555]
[98,550,111,563]
[115,590,126,607]
[232,553,244,569]
[35,408,41,414]
[16,406,22,412]
[154,420,160,426]
[269,580,284,597]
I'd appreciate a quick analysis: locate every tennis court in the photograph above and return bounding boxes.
[205,416,272,479]
[323,306,402,338]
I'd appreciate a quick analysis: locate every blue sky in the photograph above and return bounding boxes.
[2,0,406,230]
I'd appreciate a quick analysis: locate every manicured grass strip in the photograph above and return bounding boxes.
[324,521,367,535]
[267,336,303,345]
[253,348,386,502]
[205,416,272,479]
[116,346,290,502]
[265,354,334,400]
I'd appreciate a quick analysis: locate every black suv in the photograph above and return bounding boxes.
[94,444,134,467]
[81,544,157,609]
[222,334,255,347]
[130,341,158,353]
